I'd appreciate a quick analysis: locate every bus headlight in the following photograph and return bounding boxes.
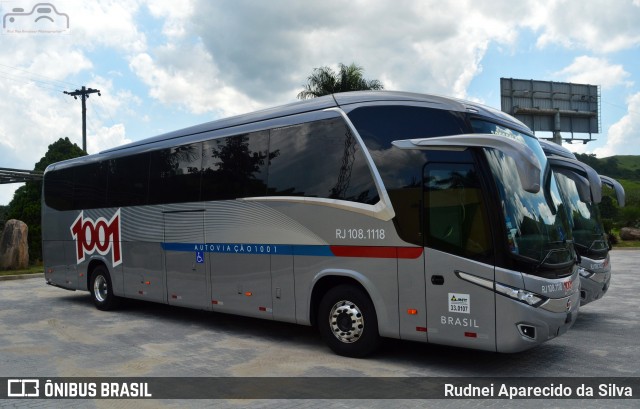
[495,283,547,307]
[456,271,547,308]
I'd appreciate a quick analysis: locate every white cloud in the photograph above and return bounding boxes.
[554,56,632,89]
[129,45,264,117]
[529,0,640,53]
[0,81,77,169]
[2,0,640,206]
[0,79,77,204]
[0,184,23,208]
[67,1,148,53]
[144,0,194,39]
[594,92,640,157]
[87,75,143,120]
[87,123,131,153]
[182,0,522,103]
[129,0,638,121]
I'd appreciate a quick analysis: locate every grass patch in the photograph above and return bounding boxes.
[614,240,640,248]
[0,265,43,276]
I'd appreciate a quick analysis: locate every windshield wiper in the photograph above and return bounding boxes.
[534,245,575,272]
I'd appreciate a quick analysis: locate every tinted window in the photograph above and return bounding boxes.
[107,153,150,207]
[424,159,493,262]
[44,167,74,210]
[347,106,470,244]
[149,143,202,204]
[201,131,269,201]
[348,106,468,192]
[73,162,107,209]
[267,117,377,204]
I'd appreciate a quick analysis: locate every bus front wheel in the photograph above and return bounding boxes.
[317,284,380,357]
[89,265,120,311]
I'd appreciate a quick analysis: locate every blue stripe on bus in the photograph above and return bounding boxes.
[161,242,334,257]
[160,243,423,259]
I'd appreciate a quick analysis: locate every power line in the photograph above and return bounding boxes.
[600,99,640,117]
[0,62,80,88]
[0,70,66,93]
[96,95,117,127]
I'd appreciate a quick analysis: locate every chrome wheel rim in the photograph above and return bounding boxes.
[94,275,108,302]
[329,299,364,343]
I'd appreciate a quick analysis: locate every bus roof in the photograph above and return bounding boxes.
[101,91,530,154]
[538,139,577,159]
[46,91,533,171]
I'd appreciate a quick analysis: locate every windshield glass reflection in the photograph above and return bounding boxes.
[472,121,574,266]
[554,172,608,256]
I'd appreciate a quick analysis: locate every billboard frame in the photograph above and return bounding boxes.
[500,78,601,144]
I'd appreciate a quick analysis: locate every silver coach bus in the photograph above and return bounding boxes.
[539,140,625,305]
[43,91,580,357]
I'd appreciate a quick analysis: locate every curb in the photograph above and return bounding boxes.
[0,273,44,281]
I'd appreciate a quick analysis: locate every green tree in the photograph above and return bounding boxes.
[297,63,383,100]
[621,206,640,228]
[599,195,619,221]
[7,137,86,263]
[0,205,7,233]
[574,153,600,171]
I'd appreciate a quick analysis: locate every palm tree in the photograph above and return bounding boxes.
[297,63,383,99]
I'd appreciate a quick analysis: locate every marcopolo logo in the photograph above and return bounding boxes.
[2,2,70,34]
[70,209,122,268]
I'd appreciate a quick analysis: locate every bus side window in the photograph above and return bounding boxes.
[73,162,108,209]
[106,153,150,208]
[201,131,269,201]
[267,117,377,204]
[149,143,203,205]
[44,167,74,211]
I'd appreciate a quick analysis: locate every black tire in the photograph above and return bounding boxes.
[317,284,380,358]
[89,265,120,311]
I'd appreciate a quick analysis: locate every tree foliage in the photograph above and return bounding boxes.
[6,137,85,262]
[0,205,7,232]
[297,63,383,100]
[574,152,640,240]
[575,153,640,181]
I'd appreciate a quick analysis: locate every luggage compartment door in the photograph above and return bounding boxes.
[164,210,209,310]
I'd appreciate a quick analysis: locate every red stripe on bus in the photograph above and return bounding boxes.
[329,246,423,259]
[397,247,424,259]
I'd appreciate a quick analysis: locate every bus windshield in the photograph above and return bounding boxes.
[554,171,608,259]
[472,120,575,272]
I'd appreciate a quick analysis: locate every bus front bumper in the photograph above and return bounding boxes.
[495,290,580,353]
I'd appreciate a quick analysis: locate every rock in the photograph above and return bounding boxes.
[620,227,640,241]
[0,219,29,270]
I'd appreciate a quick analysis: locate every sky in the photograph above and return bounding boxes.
[1,0,640,205]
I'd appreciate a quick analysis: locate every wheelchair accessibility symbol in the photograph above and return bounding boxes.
[195,251,204,264]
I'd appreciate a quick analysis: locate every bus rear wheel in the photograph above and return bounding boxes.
[318,284,380,357]
[89,265,120,311]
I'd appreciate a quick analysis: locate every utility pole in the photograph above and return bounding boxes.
[64,86,101,153]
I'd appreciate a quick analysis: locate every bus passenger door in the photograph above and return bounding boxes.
[164,211,210,310]
[423,157,497,351]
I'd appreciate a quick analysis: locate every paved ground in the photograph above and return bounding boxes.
[1,250,639,408]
